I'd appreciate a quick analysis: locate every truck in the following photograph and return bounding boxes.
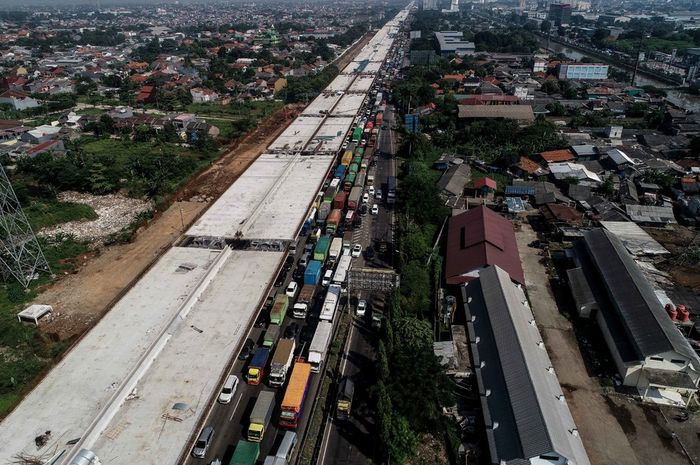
[333,191,347,210]
[269,338,296,387]
[304,260,322,286]
[387,176,396,204]
[372,309,384,330]
[344,210,355,228]
[313,235,331,263]
[352,155,362,166]
[317,200,332,224]
[263,324,280,349]
[335,377,355,421]
[334,164,346,181]
[230,440,260,465]
[351,127,362,142]
[341,150,353,166]
[308,320,333,373]
[376,112,384,126]
[342,231,353,255]
[248,390,276,442]
[366,171,375,186]
[247,347,270,385]
[348,187,362,211]
[319,284,341,322]
[355,170,366,188]
[280,361,312,428]
[332,255,352,286]
[326,209,342,235]
[348,163,359,174]
[301,207,316,236]
[343,172,356,192]
[293,285,315,318]
[329,237,343,263]
[323,184,338,203]
[270,294,289,325]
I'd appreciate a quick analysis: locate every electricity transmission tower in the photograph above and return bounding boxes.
[0,166,51,288]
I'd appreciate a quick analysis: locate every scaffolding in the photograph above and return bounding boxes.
[0,165,51,288]
[347,267,399,293]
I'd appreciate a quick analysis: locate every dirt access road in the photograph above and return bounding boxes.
[517,222,693,465]
[37,33,373,341]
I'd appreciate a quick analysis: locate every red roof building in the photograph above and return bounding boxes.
[445,206,525,285]
[474,177,497,190]
[537,149,575,164]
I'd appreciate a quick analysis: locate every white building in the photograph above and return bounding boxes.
[0,90,40,111]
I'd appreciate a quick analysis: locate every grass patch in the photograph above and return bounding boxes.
[25,199,98,231]
[0,235,90,419]
[186,100,283,119]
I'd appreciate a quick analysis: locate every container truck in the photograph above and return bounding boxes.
[247,347,270,385]
[343,172,356,192]
[352,127,362,142]
[329,237,343,263]
[269,338,296,387]
[348,187,362,211]
[263,324,280,349]
[332,255,352,286]
[230,440,260,465]
[308,321,334,373]
[334,165,346,181]
[293,285,315,318]
[270,294,289,325]
[355,170,366,188]
[335,377,355,421]
[313,235,331,263]
[304,260,322,286]
[320,284,341,322]
[248,390,276,442]
[280,361,312,428]
[342,232,352,254]
[326,209,342,235]
[333,191,347,210]
[360,157,369,171]
[344,210,355,228]
[301,207,316,236]
[317,200,331,224]
[348,163,359,174]
[323,185,337,203]
[352,155,362,166]
[341,150,353,166]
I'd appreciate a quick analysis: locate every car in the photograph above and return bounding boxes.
[371,204,379,215]
[293,265,305,281]
[192,426,215,458]
[365,245,375,260]
[351,244,362,258]
[299,326,314,344]
[239,338,255,360]
[218,374,240,404]
[359,204,368,216]
[286,281,299,298]
[375,189,383,199]
[362,193,369,203]
[299,252,310,267]
[274,273,285,288]
[284,323,300,339]
[304,243,314,253]
[254,312,267,328]
[368,186,375,196]
[356,300,367,317]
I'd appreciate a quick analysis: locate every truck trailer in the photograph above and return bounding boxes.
[280,361,312,428]
[326,209,342,235]
[335,377,355,421]
[313,235,331,263]
[308,320,333,373]
[269,338,296,387]
[304,260,322,286]
[247,347,270,385]
[248,390,276,442]
[230,440,260,465]
[270,294,289,325]
[263,325,281,349]
[329,237,343,264]
[348,187,362,211]
[293,285,315,318]
[319,284,341,322]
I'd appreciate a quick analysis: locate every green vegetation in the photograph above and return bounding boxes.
[0,235,90,418]
[474,29,539,53]
[285,65,339,103]
[24,199,97,231]
[186,100,282,119]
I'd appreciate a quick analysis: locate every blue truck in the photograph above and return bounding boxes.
[304,260,322,286]
[246,347,270,385]
[334,165,346,183]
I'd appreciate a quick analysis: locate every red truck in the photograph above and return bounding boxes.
[333,191,347,210]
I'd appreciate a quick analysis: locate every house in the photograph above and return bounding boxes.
[445,206,524,285]
[604,148,637,169]
[473,176,497,197]
[513,156,548,177]
[624,205,677,225]
[536,149,575,164]
[437,163,470,197]
[22,139,65,158]
[136,86,156,104]
[570,229,700,401]
[462,266,591,465]
[0,90,40,111]
[190,87,220,103]
[21,125,61,144]
[549,162,602,185]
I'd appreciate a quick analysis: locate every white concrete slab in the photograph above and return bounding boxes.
[0,247,220,465]
[267,116,323,152]
[332,94,366,117]
[301,92,342,116]
[326,74,355,92]
[307,117,354,153]
[348,75,374,93]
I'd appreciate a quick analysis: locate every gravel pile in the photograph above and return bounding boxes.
[39,191,152,244]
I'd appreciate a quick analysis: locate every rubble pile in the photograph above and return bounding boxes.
[39,191,152,244]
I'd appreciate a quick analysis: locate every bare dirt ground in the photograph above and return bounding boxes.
[644,225,700,293]
[518,222,697,465]
[37,104,300,340]
[517,223,640,465]
[33,35,373,342]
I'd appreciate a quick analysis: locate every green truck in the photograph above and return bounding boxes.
[352,127,362,141]
[313,235,331,263]
[270,294,288,325]
[229,440,260,465]
[263,324,280,349]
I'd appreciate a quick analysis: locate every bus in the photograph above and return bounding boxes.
[280,360,312,428]
[387,175,396,204]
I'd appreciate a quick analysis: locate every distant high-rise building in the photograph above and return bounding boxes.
[421,0,438,10]
[548,3,572,26]
[442,0,459,13]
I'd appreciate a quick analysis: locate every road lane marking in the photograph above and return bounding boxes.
[229,392,244,422]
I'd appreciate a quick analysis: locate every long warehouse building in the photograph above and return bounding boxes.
[0,7,411,465]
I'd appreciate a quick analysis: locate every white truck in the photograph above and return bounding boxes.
[308,320,334,373]
[292,285,315,319]
[328,237,343,264]
[269,339,296,387]
[319,284,341,322]
[332,255,352,286]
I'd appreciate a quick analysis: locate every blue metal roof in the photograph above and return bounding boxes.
[505,185,535,196]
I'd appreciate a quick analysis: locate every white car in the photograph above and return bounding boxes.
[285,281,298,298]
[362,193,369,204]
[218,375,239,404]
[356,300,367,317]
[368,186,375,196]
[371,204,379,215]
[351,244,362,258]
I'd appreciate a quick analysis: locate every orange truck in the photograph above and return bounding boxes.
[279,360,312,428]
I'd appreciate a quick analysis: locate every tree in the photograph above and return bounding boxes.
[386,415,418,464]
[377,340,390,381]
[540,19,552,34]
[546,101,567,116]
[540,80,560,95]
[591,28,610,47]
[399,261,431,315]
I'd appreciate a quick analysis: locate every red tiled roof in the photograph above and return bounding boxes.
[474,177,497,189]
[517,157,542,174]
[540,203,583,224]
[445,206,524,285]
[538,149,574,163]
